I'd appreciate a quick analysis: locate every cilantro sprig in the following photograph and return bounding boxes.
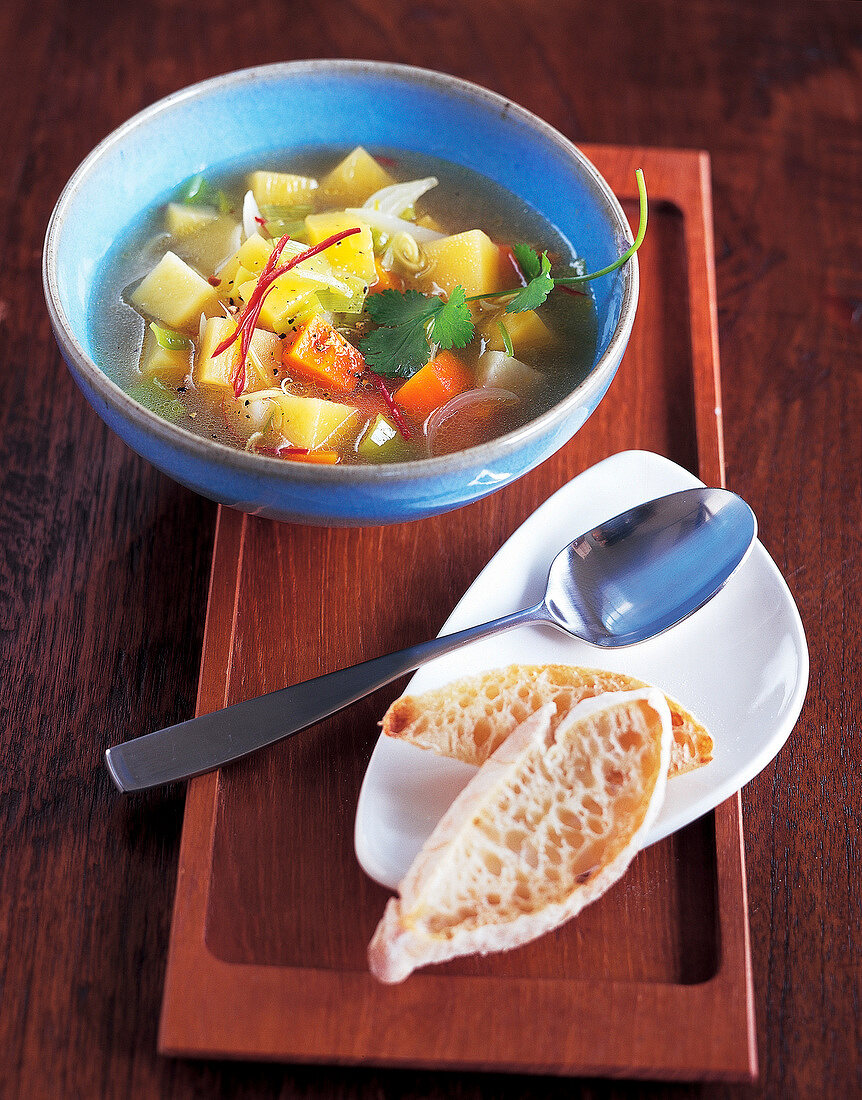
[360,169,647,378]
[361,286,473,376]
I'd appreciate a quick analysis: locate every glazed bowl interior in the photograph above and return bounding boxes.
[45,61,637,525]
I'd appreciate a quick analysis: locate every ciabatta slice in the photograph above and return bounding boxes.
[368,688,672,983]
[382,664,711,776]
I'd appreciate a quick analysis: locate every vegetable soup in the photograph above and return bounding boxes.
[90,147,604,464]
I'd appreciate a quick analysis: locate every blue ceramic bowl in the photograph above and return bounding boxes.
[43,61,638,526]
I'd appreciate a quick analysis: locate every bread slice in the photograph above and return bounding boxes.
[382,664,712,776]
[368,689,672,983]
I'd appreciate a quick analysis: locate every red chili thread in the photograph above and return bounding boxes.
[366,373,411,440]
[213,229,361,396]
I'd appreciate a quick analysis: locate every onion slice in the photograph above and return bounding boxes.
[363,176,438,217]
[425,387,518,455]
[242,189,263,240]
[344,207,444,242]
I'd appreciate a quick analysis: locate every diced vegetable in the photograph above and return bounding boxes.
[320,147,395,206]
[199,319,288,392]
[369,258,405,295]
[421,230,506,300]
[277,393,359,449]
[305,212,376,284]
[166,203,218,237]
[249,171,318,208]
[246,329,285,390]
[241,275,321,335]
[476,350,542,395]
[138,325,191,384]
[130,251,219,330]
[278,448,339,465]
[282,316,366,393]
[357,413,409,463]
[196,317,239,389]
[480,309,554,355]
[394,350,472,422]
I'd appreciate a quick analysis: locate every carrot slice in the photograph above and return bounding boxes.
[394,351,472,422]
[280,449,340,465]
[282,316,365,393]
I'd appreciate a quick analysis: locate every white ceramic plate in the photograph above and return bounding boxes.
[355,450,809,890]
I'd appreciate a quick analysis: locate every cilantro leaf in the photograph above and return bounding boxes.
[430,285,474,349]
[361,286,474,377]
[365,288,440,328]
[504,251,555,313]
[359,321,432,377]
[512,243,542,281]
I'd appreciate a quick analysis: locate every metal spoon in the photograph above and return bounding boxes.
[105,486,756,793]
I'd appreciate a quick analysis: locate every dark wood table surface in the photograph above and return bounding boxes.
[2,1,859,1096]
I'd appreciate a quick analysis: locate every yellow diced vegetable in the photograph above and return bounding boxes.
[249,171,318,208]
[130,251,219,330]
[421,230,505,301]
[165,203,218,237]
[213,234,273,298]
[476,350,541,395]
[195,317,239,389]
[482,310,554,355]
[245,329,284,389]
[138,326,191,385]
[276,394,358,450]
[320,147,394,206]
[305,212,376,284]
[237,275,322,336]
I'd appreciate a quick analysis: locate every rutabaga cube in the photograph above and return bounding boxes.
[130,252,219,330]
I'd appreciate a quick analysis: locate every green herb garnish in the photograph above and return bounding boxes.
[360,287,474,377]
[360,170,647,377]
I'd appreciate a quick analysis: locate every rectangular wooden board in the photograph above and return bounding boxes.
[159,146,757,1081]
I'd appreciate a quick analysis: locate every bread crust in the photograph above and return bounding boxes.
[382,664,712,776]
[368,690,672,983]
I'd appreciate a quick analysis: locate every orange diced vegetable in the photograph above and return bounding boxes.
[394,351,472,422]
[368,259,405,295]
[280,449,340,465]
[282,316,365,393]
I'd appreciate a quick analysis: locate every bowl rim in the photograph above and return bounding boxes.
[43,58,638,486]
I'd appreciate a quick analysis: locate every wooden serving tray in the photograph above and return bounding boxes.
[160,146,757,1081]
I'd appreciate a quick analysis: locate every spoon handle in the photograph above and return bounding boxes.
[105,603,547,793]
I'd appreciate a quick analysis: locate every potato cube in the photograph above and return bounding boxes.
[238,274,322,336]
[130,252,219,330]
[275,394,358,450]
[246,329,284,390]
[320,147,394,206]
[195,317,238,389]
[421,230,505,300]
[477,350,542,395]
[138,326,192,385]
[249,171,318,208]
[305,212,376,284]
[165,203,218,237]
[482,309,554,356]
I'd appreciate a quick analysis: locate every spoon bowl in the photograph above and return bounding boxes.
[105,486,756,792]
